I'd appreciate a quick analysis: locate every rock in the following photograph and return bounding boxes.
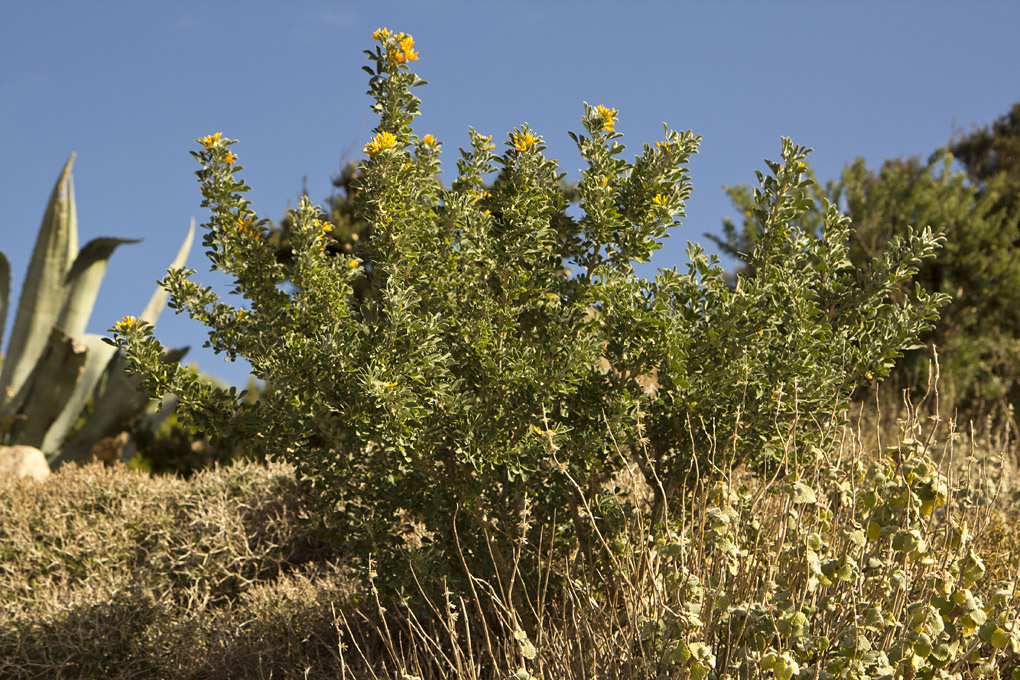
[0,445,51,482]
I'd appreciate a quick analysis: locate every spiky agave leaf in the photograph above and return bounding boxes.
[0,154,78,411]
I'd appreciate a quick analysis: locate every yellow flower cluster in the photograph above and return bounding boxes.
[512,131,537,152]
[373,28,419,65]
[421,134,437,146]
[114,316,139,333]
[595,105,618,132]
[200,132,223,149]
[224,151,237,166]
[313,219,333,248]
[364,131,398,156]
[651,193,668,207]
[236,215,258,239]
[466,189,491,203]
[394,33,419,63]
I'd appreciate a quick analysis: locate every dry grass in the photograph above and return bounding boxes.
[2,399,1019,679]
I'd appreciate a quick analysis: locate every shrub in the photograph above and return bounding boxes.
[0,460,348,679]
[111,29,947,604]
[712,105,1020,420]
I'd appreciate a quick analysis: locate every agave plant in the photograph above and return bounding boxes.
[0,153,193,467]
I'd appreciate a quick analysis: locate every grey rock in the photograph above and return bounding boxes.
[0,445,51,482]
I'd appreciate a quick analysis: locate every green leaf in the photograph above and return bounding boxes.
[39,333,117,455]
[58,237,141,338]
[514,629,536,660]
[789,481,817,504]
[0,251,9,366]
[8,327,87,448]
[0,153,78,408]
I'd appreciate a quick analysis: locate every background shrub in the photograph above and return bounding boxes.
[712,101,1020,422]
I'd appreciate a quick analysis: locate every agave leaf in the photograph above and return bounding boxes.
[49,221,193,466]
[58,237,141,339]
[0,154,79,408]
[140,219,195,324]
[10,326,87,449]
[52,346,188,467]
[39,334,118,456]
[0,251,10,367]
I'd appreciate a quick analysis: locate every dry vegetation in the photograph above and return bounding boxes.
[2,400,1019,679]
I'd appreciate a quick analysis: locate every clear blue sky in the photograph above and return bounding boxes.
[3,1,1019,387]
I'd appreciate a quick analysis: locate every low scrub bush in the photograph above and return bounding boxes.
[0,460,350,679]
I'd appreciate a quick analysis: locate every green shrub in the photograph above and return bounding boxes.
[713,104,1020,420]
[126,372,263,477]
[111,29,947,604]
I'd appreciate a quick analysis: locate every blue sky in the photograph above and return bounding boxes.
[2,1,1019,387]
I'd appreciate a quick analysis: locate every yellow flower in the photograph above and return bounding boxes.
[200,132,223,149]
[422,134,437,146]
[382,31,419,65]
[313,219,333,244]
[364,131,398,156]
[512,131,537,152]
[236,216,258,238]
[348,258,361,269]
[372,28,392,40]
[224,152,237,165]
[114,316,139,333]
[651,193,668,206]
[395,32,419,63]
[595,105,618,132]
